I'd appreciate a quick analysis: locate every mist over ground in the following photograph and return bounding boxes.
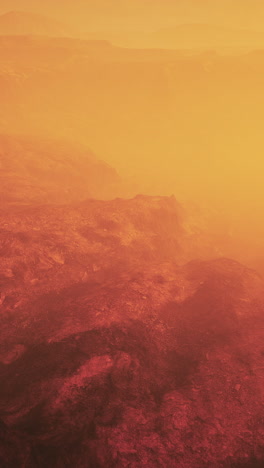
[0,2,264,467]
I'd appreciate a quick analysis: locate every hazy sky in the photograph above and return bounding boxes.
[1,0,264,31]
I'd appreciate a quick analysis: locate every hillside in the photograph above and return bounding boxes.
[1,34,264,216]
[0,135,122,204]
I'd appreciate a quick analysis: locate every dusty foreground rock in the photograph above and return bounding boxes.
[0,196,264,467]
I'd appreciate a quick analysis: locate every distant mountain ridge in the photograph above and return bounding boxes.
[148,23,264,49]
[0,10,72,37]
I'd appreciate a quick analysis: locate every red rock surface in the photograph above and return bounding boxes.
[0,196,263,467]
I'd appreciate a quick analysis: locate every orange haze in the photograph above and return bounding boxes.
[1,3,264,467]
[0,2,264,272]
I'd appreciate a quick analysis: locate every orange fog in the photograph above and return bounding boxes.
[0,2,264,272]
[1,3,264,467]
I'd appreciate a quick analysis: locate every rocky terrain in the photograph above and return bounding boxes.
[0,10,264,467]
[0,135,122,204]
[0,194,264,467]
